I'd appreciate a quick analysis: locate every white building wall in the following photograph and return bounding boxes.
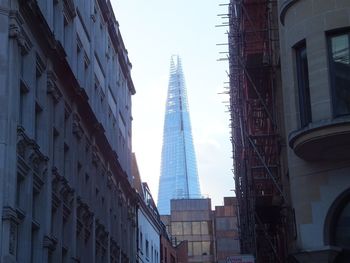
[138,208,160,263]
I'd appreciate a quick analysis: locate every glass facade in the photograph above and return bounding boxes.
[157,56,201,215]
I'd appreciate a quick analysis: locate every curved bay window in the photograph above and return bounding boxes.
[328,32,350,117]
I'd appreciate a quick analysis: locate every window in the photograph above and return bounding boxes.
[171,222,183,235]
[335,200,350,247]
[201,221,209,235]
[183,222,192,235]
[107,86,117,117]
[296,43,312,127]
[192,222,201,235]
[328,193,350,262]
[328,32,350,117]
[139,231,143,251]
[118,112,126,139]
[216,217,236,231]
[146,240,149,258]
[187,242,193,256]
[192,242,202,256]
[202,241,211,255]
[34,103,43,141]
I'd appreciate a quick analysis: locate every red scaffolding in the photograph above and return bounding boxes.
[228,0,288,262]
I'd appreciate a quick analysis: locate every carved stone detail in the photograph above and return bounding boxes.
[9,11,32,54]
[47,71,62,103]
[63,0,76,20]
[77,197,93,241]
[2,206,18,223]
[43,235,57,251]
[92,146,100,166]
[73,114,84,139]
[36,53,46,76]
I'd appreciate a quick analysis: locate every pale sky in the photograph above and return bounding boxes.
[111,0,233,207]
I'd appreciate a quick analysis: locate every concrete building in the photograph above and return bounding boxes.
[278,1,350,262]
[214,197,240,262]
[162,199,215,263]
[161,197,241,262]
[0,0,137,262]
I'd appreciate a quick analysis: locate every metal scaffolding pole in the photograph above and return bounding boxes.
[227,0,288,262]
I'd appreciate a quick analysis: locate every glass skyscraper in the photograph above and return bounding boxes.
[157,55,201,215]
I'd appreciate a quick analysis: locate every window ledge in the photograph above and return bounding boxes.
[289,117,350,161]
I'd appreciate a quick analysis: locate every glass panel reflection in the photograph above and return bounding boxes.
[329,34,350,116]
[183,222,192,235]
[201,221,209,235]
[192,222,201,235]
[172,222,183,235]
[193,242,202,256]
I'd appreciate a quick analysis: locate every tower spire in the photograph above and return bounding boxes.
[157,56,201,215]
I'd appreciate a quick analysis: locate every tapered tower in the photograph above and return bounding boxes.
[157,55,201,215]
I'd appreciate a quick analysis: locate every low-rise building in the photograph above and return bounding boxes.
[162,199,215,263]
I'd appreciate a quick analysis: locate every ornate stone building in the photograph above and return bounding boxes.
[0,0,137,262]
[279,1,350,262]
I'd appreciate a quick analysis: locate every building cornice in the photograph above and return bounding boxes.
[96,0,136,95]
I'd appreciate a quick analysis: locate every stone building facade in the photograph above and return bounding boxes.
[278,0,350,262]
[0,0,137,262]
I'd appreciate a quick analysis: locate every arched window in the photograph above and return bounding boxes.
[325,189,350,263]
[334,200,350,248]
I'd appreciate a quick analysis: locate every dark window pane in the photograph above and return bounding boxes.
[216,217,236,231]
[335,201,350,248]
[296,44,312,127]
[329,34,350,116]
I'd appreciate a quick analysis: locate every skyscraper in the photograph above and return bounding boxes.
[157,55,201,215]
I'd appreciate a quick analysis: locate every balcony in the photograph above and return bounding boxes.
[289,118,350,161]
